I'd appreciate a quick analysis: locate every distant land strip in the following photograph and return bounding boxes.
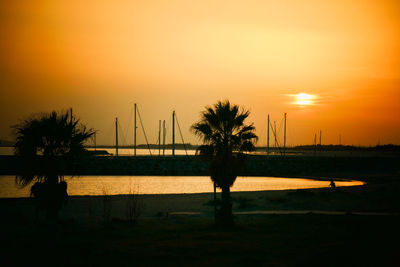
[2,141,400,152]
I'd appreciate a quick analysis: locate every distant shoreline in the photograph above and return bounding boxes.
[2,143,400,150]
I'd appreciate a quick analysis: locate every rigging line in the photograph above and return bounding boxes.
[152,121,160,147]
[269,120,282,154]
[258,117,266,146]
[117,121,122,146]
[165,115,172,137]
[277,116,284,141]
[136,105,152,156]
[164,115,172,144]
[91,132,96,147]
[285,116,289,148]
[151,122,160,155]
[118,122,126,146]
[123,106,133,146]
[175,113,188,156]
[104,121,115,146]
[155,129,160,146]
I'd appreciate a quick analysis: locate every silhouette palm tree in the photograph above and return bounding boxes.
[13,110,94,220]
[191,100,258,225]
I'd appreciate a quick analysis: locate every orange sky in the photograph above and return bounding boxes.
[1,0,399,146]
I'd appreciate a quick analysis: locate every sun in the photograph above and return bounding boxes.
[295,93,315,106]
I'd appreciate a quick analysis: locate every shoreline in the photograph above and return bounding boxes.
[1,168,398,224]
[0,175,365,200]
[1,177,394,224]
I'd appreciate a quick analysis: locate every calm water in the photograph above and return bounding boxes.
[0,147,274,156]
[0,175,364,198]
[86,148,273,156]
[0,147,14,155]
[86,148,196,156]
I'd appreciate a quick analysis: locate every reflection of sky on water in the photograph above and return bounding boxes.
[0,175,364,198]
[0,147,196,156]
[87,148,196,156]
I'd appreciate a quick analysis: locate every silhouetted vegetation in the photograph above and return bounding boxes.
[292,144,400,151]
[125,181,143,224]
[101,187,113,224]
[12,110,94,220]
[191,100,258,226]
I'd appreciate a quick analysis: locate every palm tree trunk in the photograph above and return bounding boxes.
[216,185,234,226]
[33,179,67,222]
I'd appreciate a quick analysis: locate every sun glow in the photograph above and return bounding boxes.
[295,93,315,106]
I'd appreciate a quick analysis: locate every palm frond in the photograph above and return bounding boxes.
[12,109,95,187]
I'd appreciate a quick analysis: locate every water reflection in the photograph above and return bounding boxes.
[87,148,196,156]
[0,147,280,156]
[0,176,364,198]
[0,147,14,156]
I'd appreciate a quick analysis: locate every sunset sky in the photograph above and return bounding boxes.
[1,0,399,146]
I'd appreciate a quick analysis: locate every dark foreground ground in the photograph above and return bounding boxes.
[1,172,400,266]
[1,214,400,267]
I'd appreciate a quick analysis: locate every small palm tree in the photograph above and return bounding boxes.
[191,100,258,225]
[13,110,94,220]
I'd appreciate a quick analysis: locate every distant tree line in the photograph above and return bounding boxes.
[0,139,14,146]
[291,144,400,151]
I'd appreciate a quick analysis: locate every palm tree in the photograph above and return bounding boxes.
[191,100,258,225]
[13,110,95,220]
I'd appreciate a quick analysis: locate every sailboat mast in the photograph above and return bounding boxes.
[314,133,317,146]
[172,111,175,156]
[115,117,119,156]
[314,133,317,154]
[158,120,161,156]
[267,114,270,155]
[162,120,166,156]
[284,113,287,155]
[320,130,322,146]
[274,121,277,148]
[134,103,137,156]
